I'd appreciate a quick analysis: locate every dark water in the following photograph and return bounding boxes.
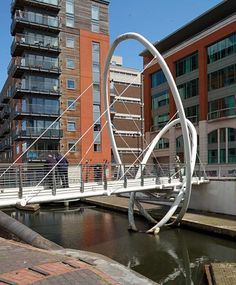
[6,204,236,284]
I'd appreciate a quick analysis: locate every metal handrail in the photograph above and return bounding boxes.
[208,107,236,120]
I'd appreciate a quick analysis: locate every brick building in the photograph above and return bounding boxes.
[0,0,110,165]
[141,0,236,172]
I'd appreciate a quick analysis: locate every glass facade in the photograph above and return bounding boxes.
[178,78,199,99]
[208,64,236,91]
[176,52,198,77]
[207,33,236,63]
[151,70,166,88]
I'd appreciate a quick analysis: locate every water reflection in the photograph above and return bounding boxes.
[6,205,236,285]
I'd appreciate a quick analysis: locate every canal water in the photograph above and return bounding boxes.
[6,204,236,284]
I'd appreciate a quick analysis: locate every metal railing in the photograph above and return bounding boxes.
[8,57,60,74]
[13,103,60,117]
[13,127,63,139]
[12,81,61,96]
[11,0,60,8]
[208,107,236,120]
[11,10,60,32]
[11,33,59,54]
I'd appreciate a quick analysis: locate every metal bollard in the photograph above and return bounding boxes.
[80,165,84,193]
[52,169,56,196]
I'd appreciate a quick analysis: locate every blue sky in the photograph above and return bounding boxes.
[0,0,222,90]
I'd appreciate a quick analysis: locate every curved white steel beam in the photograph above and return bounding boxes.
[103,33,194,228]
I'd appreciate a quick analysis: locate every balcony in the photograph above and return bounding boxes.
[11,81,61,99]
[0,121,11,138]
[208,107,236,121]
[11,33,60,56]
[0,105,10,120]
[22,150,57,162]
[8,57,61,78]
[13,103,60,119]
[13,127,63,140]
[11,10,60,35]
[11,0,61,14]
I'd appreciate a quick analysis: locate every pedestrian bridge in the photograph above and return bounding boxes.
[0,163,208,208]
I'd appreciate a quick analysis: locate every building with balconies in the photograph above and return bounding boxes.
[0,0,110,164]
[141,0,236,172]
[110,56,143,165]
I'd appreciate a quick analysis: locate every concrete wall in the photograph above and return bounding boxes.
[189,179,236,216]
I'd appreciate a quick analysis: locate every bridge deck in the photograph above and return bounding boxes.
[0,176,208,207]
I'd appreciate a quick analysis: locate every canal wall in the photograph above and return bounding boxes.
[190,179,236,216]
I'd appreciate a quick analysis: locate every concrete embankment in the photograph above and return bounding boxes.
[84,196,236,238]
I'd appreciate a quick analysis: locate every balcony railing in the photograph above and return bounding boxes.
[14,127,63,140]
[0,105,10,120]
[23,150,57,161]
[208,107,236,120]
[13,103,60,117]
[11,33,60,56]
[11,10,60,35]
[11,0,61,13]
[11,81,61,98]
[0,121,11,137]
[8,56,60,77]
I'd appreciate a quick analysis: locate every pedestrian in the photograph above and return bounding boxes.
[174,155,182,181]
[56,153,69,188]
[44,154,57,189]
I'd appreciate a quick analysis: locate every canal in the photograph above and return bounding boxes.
[6,203,236,284]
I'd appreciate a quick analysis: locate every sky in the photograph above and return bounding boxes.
[0,0,223,90]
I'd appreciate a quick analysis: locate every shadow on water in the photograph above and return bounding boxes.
[5,203,236,285]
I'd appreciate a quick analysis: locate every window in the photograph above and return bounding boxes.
[207,33,236,63]
[66,15,74,27]
[67,79,75,89]
[208,64,236,91]
[91,5,99,32]
[67,121,76,131]
[67,99,75,110]
[151,70,166,88]
[66,0,74,14]
[178,79,199,99]
[152,90,169,110]
[176,53,198,77]
[66,58,75,69]
[68,141,76,152]
[66,37,75,48]
[16,144,20,155]
[208,95,236,120]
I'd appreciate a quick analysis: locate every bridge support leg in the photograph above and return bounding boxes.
[18,165,23,199]
[128,192,137,231]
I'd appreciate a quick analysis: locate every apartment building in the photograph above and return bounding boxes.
[141,0,236,171]
[110,56,143,165]
[0,0,111,165]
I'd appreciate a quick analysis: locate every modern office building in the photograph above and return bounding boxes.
[141,0,236,172]
[110,56,143,165]
[0,0,111,165]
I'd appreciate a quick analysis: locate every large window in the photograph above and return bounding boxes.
[208,64,236,91]
[66,0,74,27]
[207,33,236,64]
[178,78,199,99]
[185,105,199,123]
[208,128,236,164]
[153,113,169,129]
[176,53,198,77]
[151,70,166,88]
[208,95,236,120]
[91,5,99,32]
[152,90,169,110]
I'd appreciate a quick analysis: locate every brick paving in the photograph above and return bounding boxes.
[0,238,121,285]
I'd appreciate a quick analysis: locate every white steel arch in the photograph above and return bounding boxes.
[102,33,197,229]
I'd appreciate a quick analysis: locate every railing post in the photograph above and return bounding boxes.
[80,164,84,193]
[123,165,127,188]
[168,165,171,184]
[52,168,56,196]
[103,163,107,190]
[141,163,144,186]
[155,164,160,184]
[18,165,23,199]
[179,164,183,183]
[198,163,201,180]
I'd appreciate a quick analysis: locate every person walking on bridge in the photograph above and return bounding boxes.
[56,153,69,188]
